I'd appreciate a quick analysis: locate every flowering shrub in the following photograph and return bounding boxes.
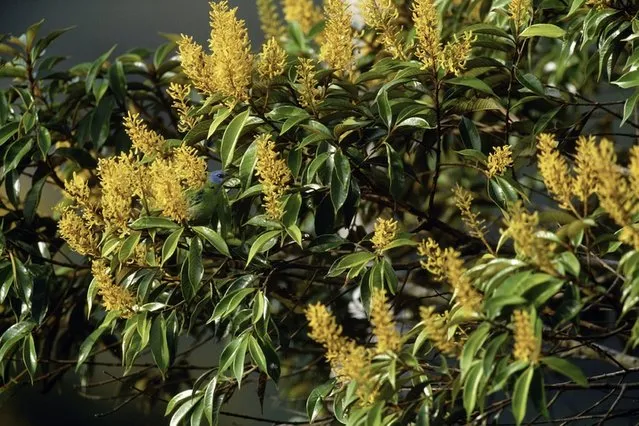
[1,0,639,424]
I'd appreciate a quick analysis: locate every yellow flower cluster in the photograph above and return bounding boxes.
[537,133,574,211]
[370,288,400,353]
[97,152,141,234]
[419,306,458,356]
[64,172,101,227]
[320,0,354,74]
[371,218,398,254]
[502,201,555,274]
[418,238,483,312]
[123,112,166,157]
[412,0,473,75]
[166,83,201,133]
[509,0,531,30]
[360,0,406,60]
[177,35,217,96]
[296,59,324,113]
[58,209,99,256]
[512,309,539,364]
[452,185,491,251]
[305,303,379,405]
[258,37,287,81]
[282,0,322,33]
[209,1,254,102]
[486,145,513,178]
[255,134,292,220]
[586,0,611,8]
[92,259,135,318]
[256,0,284,39]
[572,135,598,204]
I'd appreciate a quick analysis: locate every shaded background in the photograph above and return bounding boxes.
[0,1,300,425]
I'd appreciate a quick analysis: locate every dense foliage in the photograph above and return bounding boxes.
[2,0,639,424]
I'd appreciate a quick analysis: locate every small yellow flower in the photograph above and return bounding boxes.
[58,209,100,256]
[255,134,292,221]
[177,35,217,96]
[371,218,398,254]
[257,37,287,81]
[572,135,599,204]
[92,259,136,318]
[512,309,540,363]
[509,0,532,30]
[172,146,208,190]
[97,152,141,234]
[166,83,201,133]
[440,32,474,76]
[148,159,190,222]
[586,0,611,8]
[537,133,574,211]
[370,288,400,354]
[257,0,284,39]
[502,201,555,274]
[452,185,487,243]
[412,0,440,71]
[320,0,354,74]
[486,145,513,178]
[418,238,483,312]
[282,0,322,33]
[360,0,406,60]
[123,112,166,157]
[209,0,254,102]
[295,58,324,112]
[419,306,459,356]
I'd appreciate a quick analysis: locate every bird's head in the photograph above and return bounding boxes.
[208,170,226,185]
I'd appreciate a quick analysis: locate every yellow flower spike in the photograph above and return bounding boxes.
[58,209,100,257]
[92,260,136,318]
[360,0,406,60]
[209,0,254,102]
[441,32,474,76]
[502,201,555,274]
[177,35,217,97]
[97,152,141,234]
[418,238,483,313]
[370,288,400,354]
[282,0,322,33]
[295,59,324,112]
[148,159,190,222]
[412,0,441,71]
[123,112,166,157]
[258,37,287,81]
[509,0,532,30]
[257,0,284,39]
[320,0,354,75]
[537,133,574,211]
[572,135,599,204]
[486,145,513,179]
[452,185,492,253]
[594,138,633,227]
[371,218,398,254]
[64,172,91,205]
[419,306,459,356]
[254,134,292,221]
[627,145,639,202]
[511,309,540,364]
[166,83,201,133]
[172,146,208,190]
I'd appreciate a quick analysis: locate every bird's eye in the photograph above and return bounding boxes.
[216,172,225,179]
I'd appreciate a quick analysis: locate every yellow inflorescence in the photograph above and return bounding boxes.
[258,37,287,81]
[167,83,201,133]
[320,0,354,74]
[371,218,398,254]
[172,146,208,190]
[177,35,217,96]
[486,145,513,178]
[257,0,284,39]
[452,185,489,246]
[360,0,406,60]
[97,152,141,235]
[305,303,379,404]
[537,133,574,211]
[370,288,400,354]
[502,201,555,274]
[58,209,100,256]
[440,32,474,76]
[512,309,539,364]
[296,58,324,113]
[148,159,190,222]
[92,259,135,318]
[64,172,101,227]
[209,1,254,102]
[255,134,292,221]
[419,306,459,356]
[509,0,531,30]
[572,135,598,203]
[282,0,322,33]
[418,238,483,312]
[123,112,166,157]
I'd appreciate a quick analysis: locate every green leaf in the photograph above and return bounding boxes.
[3,139,34,176]
[192,226,230,257]
[209,288,255,323]
[463,363,484,418]
[0,321,35,361]
[238,138,258,190]
[541,357,588,386]
[512,366,534,425]
[520,24,566,38]
[188,237,204,289]
[377,89,392,128]
[384,143,404,199]
[248,335,267,373]
[150,316,170,374]
[130,216,180,230]
[459,117,481,150]
[23,177,45,224]
[0,122,19,147]
[330,150,351,212]
[613,71,639,89]
[86,45,116,94]
[460,323,491,378]
[119,231,141,262]
[22,334,37,381]
[447,76,496,96]
[204,377,218,426]
[161,228,184,265]
[327,252,376,277]
[221,109,250,170]
[247,230,280,266]
[622,90,639,126]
